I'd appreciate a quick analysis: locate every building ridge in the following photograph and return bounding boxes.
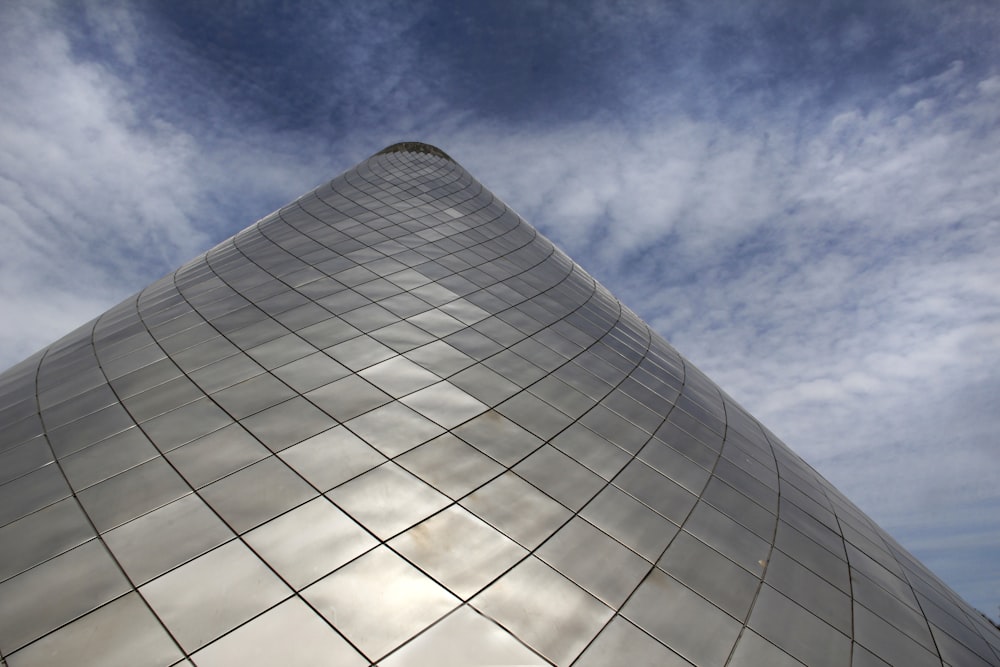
[374,141,454,161]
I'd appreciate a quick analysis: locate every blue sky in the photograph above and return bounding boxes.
[1,0,998,620]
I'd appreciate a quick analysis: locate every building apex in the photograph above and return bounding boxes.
[375,141,453,161]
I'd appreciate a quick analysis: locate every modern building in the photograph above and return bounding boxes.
[0,142,997,666]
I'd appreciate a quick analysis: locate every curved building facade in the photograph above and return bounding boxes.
[0,143,997,666]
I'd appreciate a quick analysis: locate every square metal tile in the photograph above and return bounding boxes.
[471,556,612,665]
[140,540,291,652]
[390,505,527,599]
[537,516,649,608]
[103,493,233,584]
[461,472,571,549]
[344,401,445,457]
[379,606,545,667]
[191,598,366,667]
[200,456,316,533]
[0,540,130,654]
[395,433,504,499]
[622,568,742,666]
[401,381,487,429]
[4,592,181,667]
[303,546,458,660]
[244,497,377,590]
[279,425,386,491]
[452,410,543,467]
[327,462,450,540]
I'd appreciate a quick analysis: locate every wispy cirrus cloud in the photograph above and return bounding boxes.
[0,3,335,362]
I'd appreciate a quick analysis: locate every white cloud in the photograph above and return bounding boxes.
[0,4,327,366]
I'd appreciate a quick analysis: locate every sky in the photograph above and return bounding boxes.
[1,0,998,621]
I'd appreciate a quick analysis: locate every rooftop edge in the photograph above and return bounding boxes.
[375,142,454,161]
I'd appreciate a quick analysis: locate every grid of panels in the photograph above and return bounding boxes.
[1,143,998,666]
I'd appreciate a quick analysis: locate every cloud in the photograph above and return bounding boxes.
[0,3,332,365]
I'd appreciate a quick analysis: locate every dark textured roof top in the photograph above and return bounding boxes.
[375,141,453,161]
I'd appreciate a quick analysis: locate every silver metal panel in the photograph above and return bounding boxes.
[103,493,232,584]
[614,458,697,524]
[303,546,458,661]
[683,500,771,576]
[401,380,488,428]
[765,548,852,634]
[279,425,386,491]
[122,376,202,422]
[495,390,573,440]
[472,556,613,665]
[327,462,450,540]
[0,497,94,583]
[190,598,367,667]
[60,427,160,491]
[271,351,350,393]
[449,363,522,406]
[165,422,270,488]
[0,440,51,487]
[5,592,181,667]
[391,505,527,599]
[240,396,338,451]
[395,432,504,499]
[574,616,692,667]
[622,568,742,666]
[379,606,546,666]
[324,334,396,371]
[537,516,649,608]
[76,456,190,532]
[305,374,391,422]
[187,352,264,393]
[200,456,316,533]
[637,436,712,493]
[244,496,377,589]
[580,484,679,561]
[140,540,291,652]
[549,422,631,480]
[728,629,805,667]
[853,603,941,667]
[357,354,441,398]
[514,444,605,510]
[140,397,235,451]
[852,642,894,667]
[403,340,476,377]
[47,403,135,456]
[370,320,436,352]
[774,518,850,593]
[851,569,936,650]
[245,333,316,369]
[748,585,852,667]
[452,410,543,467]
[211,374,297,420]
[406,308,467,337]
[657,530,760,620]
[461,472,571,549]
[344,400,445,457]
[0,540,130,653]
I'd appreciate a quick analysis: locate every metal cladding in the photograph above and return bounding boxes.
[0,143,997,666]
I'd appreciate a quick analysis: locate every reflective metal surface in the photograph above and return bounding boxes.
[1,143,998,665]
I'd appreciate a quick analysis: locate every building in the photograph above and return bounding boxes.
[0,142,997,666]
